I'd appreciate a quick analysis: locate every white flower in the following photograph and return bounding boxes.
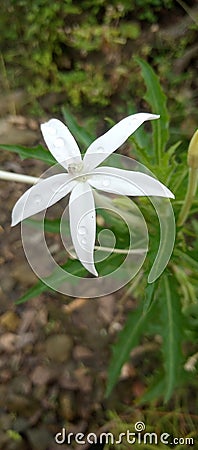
[12,113,174,276]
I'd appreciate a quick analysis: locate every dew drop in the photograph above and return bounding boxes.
[81,238,87,245]
[34,195,42,205]
[78,226,87,235]
[102,178,111,187]
[55,137,65,148]
[97,146,105,153]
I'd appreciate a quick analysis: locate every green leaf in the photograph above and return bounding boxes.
[138,374,166,404]
[106,296,157,397]
[25,217,70,234]
[175,249,198,272]
[159,275,185,402]
[0,144,56,165]
[62,107,94,149]
[135,57,169,164]
[143,282,157,314]
[15,259,87,304]
[15,280,51,304]
[15,253,125,304]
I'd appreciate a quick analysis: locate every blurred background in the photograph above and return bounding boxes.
[0,1,197,449]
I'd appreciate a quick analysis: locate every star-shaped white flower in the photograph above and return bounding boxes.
[12,113,174,276]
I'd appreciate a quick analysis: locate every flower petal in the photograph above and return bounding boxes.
[69,182,97,276]
[12,174,76,226]
[83,113,160,170]
[41,119,82,169]
[89,166,174,198]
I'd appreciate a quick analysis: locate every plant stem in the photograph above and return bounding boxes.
[0,170,39,185]
[177,167,198,226]
[67,245,146,259]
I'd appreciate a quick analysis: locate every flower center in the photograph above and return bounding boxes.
[67,162,84,175]
[67,162,88,182]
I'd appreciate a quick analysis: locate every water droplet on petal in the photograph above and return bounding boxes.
[55,137,65,148]
[97,146,105,153]
[34,195,42,205]
[81,238,87,245]
[78,226,87,235]
[102,178,111,187]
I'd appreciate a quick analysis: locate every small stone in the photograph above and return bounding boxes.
[0,369,12,382]
[19,310,36,333]
[12,262,37,286]
[31,365,55,385]
[120,363,136,380]
[98,295,115,324]
[74,367,93,393]
[17,332,35,349]
[0,311,20,332]
[46,334,72,362]
[59,370,79,390]
[60,393,75,421]
[11,376,31,396]
[73,345,93,361]
[0,333,18,352]
[35,307,48,326]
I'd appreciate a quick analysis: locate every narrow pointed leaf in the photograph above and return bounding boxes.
[0,144,56,165]
[135,58,169,163]
[106,300,155,397]
[62,107,94,148]
[15,253,123,304]
[159,275,185,402]
[15,259,87,304]
[138,375,166,404]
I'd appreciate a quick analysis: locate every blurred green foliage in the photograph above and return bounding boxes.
[0,0,179,108]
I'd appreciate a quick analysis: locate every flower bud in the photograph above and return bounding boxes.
[187,129,198,169]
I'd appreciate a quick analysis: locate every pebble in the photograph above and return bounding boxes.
[31,365,55,386]
[0,333,18,352]
[60,393,75,421]
[45,334,72,362]
[0,311,20,332]
[73,345,93,361]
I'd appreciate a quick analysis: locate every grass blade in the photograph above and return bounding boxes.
[135,58,169,163]
[106,291,158,397]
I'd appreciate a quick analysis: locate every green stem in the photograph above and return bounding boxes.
[177,168,198,226]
